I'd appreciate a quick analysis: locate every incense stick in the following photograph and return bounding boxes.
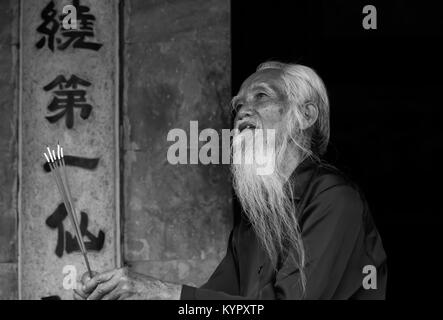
[44,144,93,278]
[58,145,93,276]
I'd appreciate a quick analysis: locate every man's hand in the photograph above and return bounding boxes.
[73,267,182,300]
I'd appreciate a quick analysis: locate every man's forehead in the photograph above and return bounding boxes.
[240,68,285,93]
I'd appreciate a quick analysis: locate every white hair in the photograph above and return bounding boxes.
[257,61,330,156]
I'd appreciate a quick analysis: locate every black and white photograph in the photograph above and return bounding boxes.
[0,0,442,309]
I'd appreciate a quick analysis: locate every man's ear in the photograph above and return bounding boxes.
[299,103,318,130]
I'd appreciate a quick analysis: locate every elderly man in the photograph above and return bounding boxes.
[74,62,387,300]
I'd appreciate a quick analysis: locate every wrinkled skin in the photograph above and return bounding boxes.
[73,268,181,300]
[233,68,289,135]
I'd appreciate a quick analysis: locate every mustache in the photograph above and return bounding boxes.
[234,116,263,133]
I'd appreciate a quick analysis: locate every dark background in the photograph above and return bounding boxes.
[232,0,443,299]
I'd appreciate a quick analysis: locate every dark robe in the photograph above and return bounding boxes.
[181,157,387,299]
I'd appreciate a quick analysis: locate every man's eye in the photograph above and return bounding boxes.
[255,92,268,99]
[233,102,243,112]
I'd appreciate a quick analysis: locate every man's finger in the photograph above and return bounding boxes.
[87,277,120,300]
[81,271,99,285]
[75,281,87,295]
[102,288,120,300]
[73,283,88,299]
[83,270,115,294]
[103,280,132,300]
[73,289,86,300]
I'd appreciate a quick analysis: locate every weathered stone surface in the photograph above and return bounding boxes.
[0,263,18,299]
[0,0,18,264]
[20,0,119,299]
[124,0,232,286]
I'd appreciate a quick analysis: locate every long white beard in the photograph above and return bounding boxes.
[231,128,306,290]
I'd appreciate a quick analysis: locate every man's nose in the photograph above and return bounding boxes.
[236,105,254,121]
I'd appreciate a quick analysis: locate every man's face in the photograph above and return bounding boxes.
[233,68,289,135]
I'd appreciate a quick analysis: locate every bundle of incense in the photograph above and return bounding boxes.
[43,143,93,278]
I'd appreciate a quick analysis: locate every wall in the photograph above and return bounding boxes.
[0,0,18,300]
[0,0,232,298]
[19,0,120,299]
[123,0,232,286]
